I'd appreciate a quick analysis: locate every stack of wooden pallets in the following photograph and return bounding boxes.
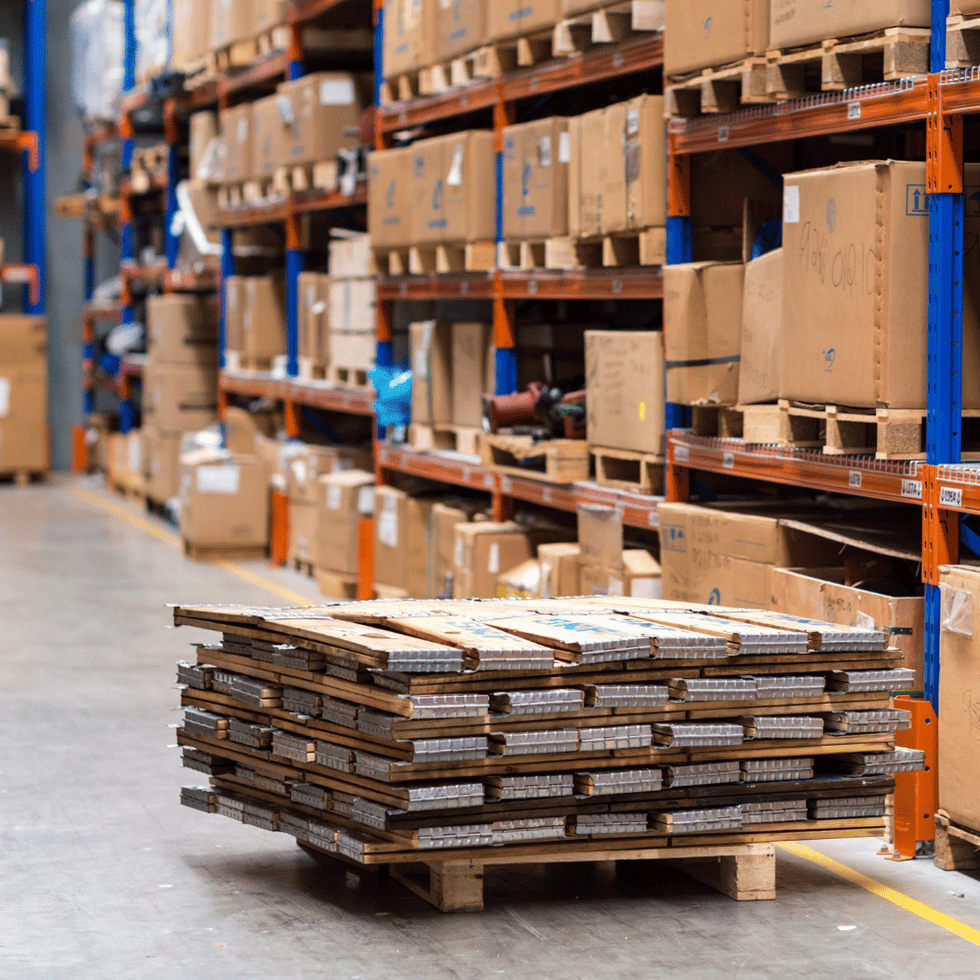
[174,596,923,911]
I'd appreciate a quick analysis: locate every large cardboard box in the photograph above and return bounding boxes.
[770,0,930,50]
[289,499,319,567]
[451,322,494,428]
[146,293,219,368]
[179,450,269,549]
[373,488,435,596]
[738,248,783,404]
[436,0,486,61]
[664,0,769,76]
[298,272,330,364]
[578,503,625,572]
[0,366,46,472]
[368,148,413,250]
[251,94,283,179]
[210,0,256,50]
[502,117,570,241]
[659,502,843,608]
[243,276,287,362]
[431,501,488,597]
[938,565,980,830]
[143,363,218,434]
[189,111,218,183]
[218,104,252,184]
[578,108,605,238]
[383,0,435,77]
[277,73,367,169]
[953,0,980,12]
[664,262,744,406]
[0,314,46,364]
[144,428,183,502]
[453,522,547,599]
[585,330,665,456]
[782,161,980,409]
[488,0,561,41]
[771,565,924,688]
[316,469,375,575]
[329,277,376,334]
[224,276,246,354]
[410,321,453,426]
[173,0,210,68]
[412,131,497,245]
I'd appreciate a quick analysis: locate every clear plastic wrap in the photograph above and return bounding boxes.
[136,0,171,82]
[71,0,124,122]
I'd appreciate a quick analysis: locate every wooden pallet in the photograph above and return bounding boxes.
[591,447,664,495]
[297,356,328,382]
[208,26,293,74]
[934,810,980,872]
[690,404,785,444]
[379,69,425,105]
[183,541,268,563]
[409,241,496,275]
[409,423,482,456]
[373,248,411,276]
[0,469,47,486]
[947,13,980,68]
[480,433,590,484]
[498,230,664,270]
[553,1,664,57]
[765,28,931,102]
[316,568,358,600]
[217,179,280,209]
[272,160,340,197]
[666,58,769,116]
[224,351,277,374]
[327,365,372,389]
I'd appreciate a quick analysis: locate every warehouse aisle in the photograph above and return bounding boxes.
[3,482,979,980]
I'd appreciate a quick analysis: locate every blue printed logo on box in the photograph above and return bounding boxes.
[967,187,980,218]
[662,524,686,552]
[906,184,929,216]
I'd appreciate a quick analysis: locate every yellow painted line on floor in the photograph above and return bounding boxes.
[779,843,980,948]
[68,483,314,607]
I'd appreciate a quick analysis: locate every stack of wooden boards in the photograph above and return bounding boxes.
[175,596,923,909]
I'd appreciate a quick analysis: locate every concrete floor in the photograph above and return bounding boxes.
[3,480,980,980]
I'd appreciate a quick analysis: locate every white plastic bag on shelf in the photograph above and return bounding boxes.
[136,0,171,82]
[70,0,124,122]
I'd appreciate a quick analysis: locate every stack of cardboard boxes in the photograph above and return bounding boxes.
[0,315,47,476]
[326,234,377,386]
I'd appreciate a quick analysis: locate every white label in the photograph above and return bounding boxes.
[901,479,923,500]
[454,534,464,569]
[647,511,658,529]
[558,131,570,164]
[447,144,464,187]
[483,473,494,489]
[723,451,735,470]
[675,445,690,464]
[378,497,399,547]
[306,284,316,308]
[196,464,240,495]
[718,124,729,142]
[488,543,500,574]
[237,119,248,143]
[327,484,342,510]
[543,487,552,503]
[626,108,640,136]
[292,460,308,486]
[849,471,862,489]
[783,185,800,224]
[357,486,375,514]
[276,94,293,124]
[413,348,428,378]
[0,378,9,418]
[128,436,142,472]
[538,135,552,168]
[501,477,512,492]
[940,486,964,507]
[607,576,624,597]
[320,78,356,105]
[847,102,861,120]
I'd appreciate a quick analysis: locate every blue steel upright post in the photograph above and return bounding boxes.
[373,1,394,369]
[118,0,137,434]
[23,0,46,317]
[285,23,305,378]
[665,139,692,434]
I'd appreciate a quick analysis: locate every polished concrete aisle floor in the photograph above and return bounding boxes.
[3,481,980,980]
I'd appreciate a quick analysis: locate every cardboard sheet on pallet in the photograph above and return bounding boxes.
[769,0,931,51]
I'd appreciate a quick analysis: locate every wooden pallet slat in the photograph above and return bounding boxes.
[934,810,980,872]
[480,433,590,484]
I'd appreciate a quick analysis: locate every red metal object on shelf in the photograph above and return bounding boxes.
[892,696,938,859]
[356,517,375,601]
[270,489,290,567]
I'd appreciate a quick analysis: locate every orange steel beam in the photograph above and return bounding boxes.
[922,465,960,586]
[377,297,394,344]
[17,131,39,171]
[667,149,691,219]
[892,696,938,858]
[71,424,89,475]
[493,276,516,349]
[665,437,690,504]
[270,489,290,567]
[357,517,375,600]
[289,22,304,64]
[927,73,963,195]
[284,400,302,438]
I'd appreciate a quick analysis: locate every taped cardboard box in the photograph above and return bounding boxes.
[453,522,564,599]
[502,117,570,241]
[0,314,46,365]
[585,330,665,456]
[243,276,287,362]
[488,0,561,41]
[143,363,218,435]
[771,565,924,689]
[218,104,252,184]
[146,294,219,368]
[664,0,769,76]
[368,148,413,250]
[781,161,980,409]
[316,469,375,576]
[664,261,744,406]
[144,428,183,502]
[277,73,369,169]
[938,565,980,831]
[580,551,663,599]
[436,0,485,61]
[452,322,495,429]
[172,0,210,69]
[383,0,436,77]
[0,366,46,472]
[738,247,782,405]
[410,321,453,427]
[770,0,930,50]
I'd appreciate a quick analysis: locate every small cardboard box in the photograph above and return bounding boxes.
[431,501,487,597]
[578,504,624,573]
[277,73,368,169]
[298,272,330,363]
[329,232,374,278]
[210,0,256,50]
[243,276,287,362]
[189,111,218,182]
[770,0,930,50]
[538,542,582,597]
[289,499,319,567]
[218,103,252,184]
[0,314,46,365]
[585,330,665,456]
[250,94,283,179]
[373,488,435,595]
[316,469,375,576]
[502,117,570,240]
[146,294,219,368]
[172,0,210,68]
[579,551,663,600]
[410,321,453,427]
[329,330,377,373]
[328,277,376,334]
[488,0,561,41]
[498,559,545,598]
[664,261,744,406]
[368,147,413,250]
[287,445,349,505]
[453,522,561,599]
[938,565,980,830]
[143,363,218,435]
[436,0,486,61]
[0,366,46,472]
[383,0,436,76]
[738,248,783,405]
[451,322,494,429]
[144,428,183,502]
[179,450,270,549]
[664,0,769,76]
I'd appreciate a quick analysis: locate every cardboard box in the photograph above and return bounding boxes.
[567,115,582,239]
[146,294,219,368]
[224,277,246,355]
[383,0,435,77]
[578,504,625,573]
[664,262,744,406]
[938,565,980,830]
[436,0,486,61]
[488,0,561,41]
[288,446,342,505]
[277,73,367,169]
[243,276,287,362]
[172,0,210,68]
[316,469,374,575]
[431,501,488,597]
[368,148,413,250]
[180,450,270,549]
[210,0,256,50]
[502,117,570,240]
[770,0,930,50]
[782,161,980,409]
[410,321,453,426]
[329,331,376,373]
[289,499,319,567]
[251,94,283,179]
[585,330,665,456]
[329,232,374,278]
[0,314,46,365]
[412,131,497,245]
[537,542,582,597]
[451,322,494,429]
[144,428,183,502]
[953,0,980,12]
[255,0,286,31]
[218,104,252,184]
[329,277,376,333]
[0,366,46,472]
[453,522,560,599]
[771,565,924,688]
[373,488,435,595]
[738,248,783,404]
[298,272,330,363]
[143,363,218,435]
[498,559,545,598]
[664,0,769,76]
[623,95,667,232]
[578,108,605,238]
[225,406,260,455]
[580,551,663,599]
[189,111,218,183]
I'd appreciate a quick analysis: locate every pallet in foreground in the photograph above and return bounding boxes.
[934,810,980,872]
[480,433,591,483]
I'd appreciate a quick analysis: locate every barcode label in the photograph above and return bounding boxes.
[676,445,690,464]
[723,451,735,470]
[849,471,862,489]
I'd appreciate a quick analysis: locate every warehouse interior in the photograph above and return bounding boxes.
[5,0,980,975]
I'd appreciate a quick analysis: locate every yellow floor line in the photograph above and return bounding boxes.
[779,843,980,948]
[68,484,313,607]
